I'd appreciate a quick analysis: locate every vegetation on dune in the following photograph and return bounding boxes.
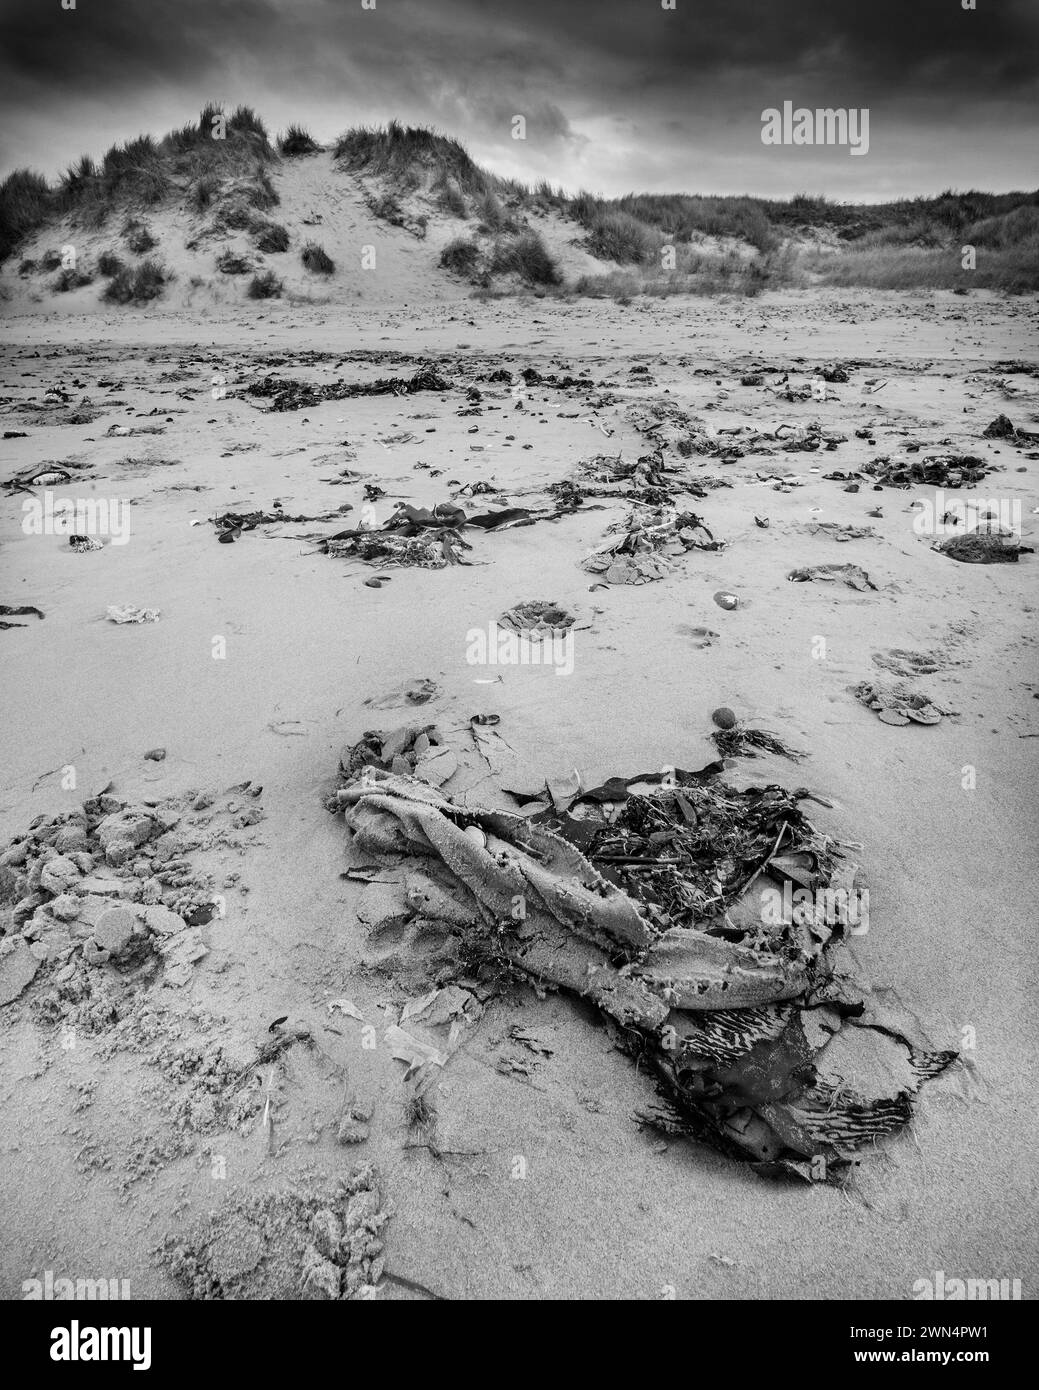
[301,241,334,274]
[278,124,321,156]
[97,251,125,277]
[247,268,283,298]
[52,266,93,292]
[489,230,561,286]
[2,104,1037,296]
[216,250,252,275]
[253,221,289,252]
[335,120,492,199]
[439,236,481,277]
[102,258,169,304]
[122,217,156,254]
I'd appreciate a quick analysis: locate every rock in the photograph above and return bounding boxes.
[13,892,45,925]
[34,927,73,961]
[299,1246,341,1300]
[336,1105,371,1145]
[75,876,125,896]
[0,842,28,870]
[40,855,81,894]
[96,810,153,860]
[309,1209,342,1260]
[54,826,89,854]
[49,893,81,922]
[344,1189,381,1233]
[93,907,135,958]
[0,939,40,1004]
[712,706,737,730]
[29,941,50,963]
[143,748,166,761]
[157,928,208,985]
[139,903,185,937]
[82,942,111,967]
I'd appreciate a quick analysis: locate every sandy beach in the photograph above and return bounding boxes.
[2,287,1037,1299]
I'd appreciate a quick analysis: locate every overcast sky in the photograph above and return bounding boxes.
[2,0,1036,200]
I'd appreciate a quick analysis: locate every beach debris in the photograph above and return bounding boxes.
[499,600,575,637]
[933,532,1031,564]
[803,522,876,542]
[853,682,948,726]
[331,765,955,1180]
[106,604,160,623]
[787,563,875,590]
[754,516,770,528]
[336,725,459,789]
[0,604,45,630]
[365,678,439,709]
[246,363,452,412]
[982,414,1039,444]
[161,1167,388,1299]
[582,507,723,586]
[711,707,737,730]
[677,625,719,647]
[69,534,104,553]
[862,455,991,488]
[143,748,167,761]
[713,591,739,610]
[711,725,804,760]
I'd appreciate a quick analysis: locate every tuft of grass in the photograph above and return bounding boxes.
[278,124,321,156]
[253,221,289,252]
[439,236,481,277]
[102,258,169,304]
[38,249,63,272]
[435,178,467,218]
[191,173,221,213]
[301,241,334,274]
[247,268,283,298]
[97,251,125,277]
[0,169,52,262]
[334,120,491,199]
[122,217,157,254]
[585,209,662,265]
[246,166,279,209]
[18,257,37,275]
[216,250,252,275]
[52,266,94,292]
[489,230,561,286]
[370,191,405,226]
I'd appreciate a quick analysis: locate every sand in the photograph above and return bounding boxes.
[1,288,1037,1300]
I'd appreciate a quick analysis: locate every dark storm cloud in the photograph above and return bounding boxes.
[1,0,1035,197]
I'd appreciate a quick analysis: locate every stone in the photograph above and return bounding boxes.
[309,1210,342,1260]
[140,904,186,937]
[0,939,39,1005]
[54,826,89,854]
[75,876,125,897]
[49,894,81,922]
[299,1246,341,1300]
[96,809,154,853]
[40,855,81,894]
[93,907,135,958]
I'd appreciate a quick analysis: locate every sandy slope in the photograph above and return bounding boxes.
[0,151,609,316]
[0,288,1037,1300]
